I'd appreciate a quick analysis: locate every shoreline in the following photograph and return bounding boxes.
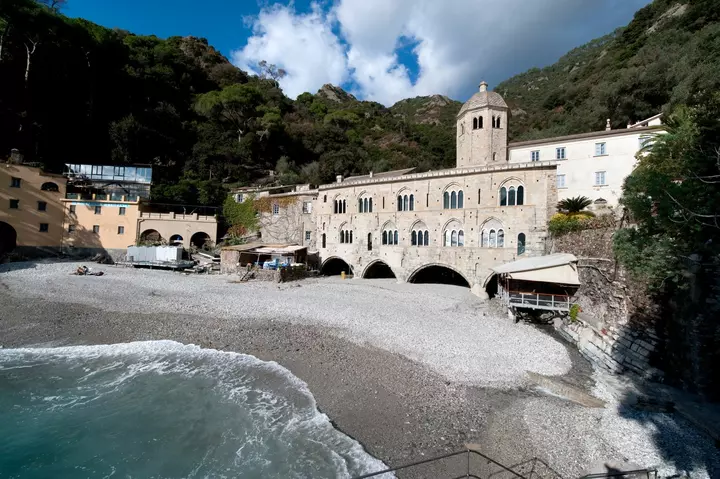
[2,262,719,478]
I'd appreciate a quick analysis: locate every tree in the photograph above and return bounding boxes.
[257,60,286,81]
[557,196,593,215]
[39,0,67,11]
[195,84,263,143]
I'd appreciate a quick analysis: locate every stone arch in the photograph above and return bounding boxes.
[407,263,470,288]
[483,273,499,298]
[362,260,397,279]
[140,229,163,243]
[380,220,397,231]
[442,218,465,247]
[40,182,59,192]
[169,234,184,245]
[442,182,463,194]
[498,176,525,188]
[0,221,17,256]
[320,256,353,276]
[190,231,211,248]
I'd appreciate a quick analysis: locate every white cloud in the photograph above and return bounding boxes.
[232,0,651,105]
[231,3,348,99]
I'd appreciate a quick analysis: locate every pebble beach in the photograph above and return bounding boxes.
[1,260,719,478]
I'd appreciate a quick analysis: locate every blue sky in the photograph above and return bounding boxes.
[65,0,652,105]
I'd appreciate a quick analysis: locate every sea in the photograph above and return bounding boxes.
[0,341,389,478]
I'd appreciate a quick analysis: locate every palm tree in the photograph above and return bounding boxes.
[557,196,594,216]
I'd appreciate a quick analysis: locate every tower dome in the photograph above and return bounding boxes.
[457,81,508,117]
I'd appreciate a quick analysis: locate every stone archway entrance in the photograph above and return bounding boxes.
[363,260,396,279]
[140,229,163,243]
[190,231,211,249]
[0,221,17,256]
[321,257,353,276]
[408,265,470,287]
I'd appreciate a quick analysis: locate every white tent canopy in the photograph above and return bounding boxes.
[491,253,580,286]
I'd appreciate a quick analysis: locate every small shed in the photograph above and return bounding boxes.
[220,243,307,274]
[492,254,580,312]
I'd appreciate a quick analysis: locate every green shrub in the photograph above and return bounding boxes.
[569,303,581,322]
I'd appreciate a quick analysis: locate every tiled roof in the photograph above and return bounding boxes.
[458,91,508,116]
[344,167,416,182]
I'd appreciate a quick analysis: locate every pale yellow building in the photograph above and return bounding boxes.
[1,159,66,256]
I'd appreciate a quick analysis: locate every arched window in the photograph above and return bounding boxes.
[460,124,465,135]
[492,116,496,128]
[367,233,372,251]
[323,195,327,203]
[481,230,488,247]
[322,234,326,248]
[334,201,338,214]
[497,229,505,247]
[411,231,417,246]
[493,153,497,162]
[458,190,464,208]
[458,230,465,247]
[359,198,364,213]
[478,116,483,129]
[403,195,409,211]
[489,229,497,247]
[342,200,347,213]
[451,191,457,209]
[496,116,501,129]
[340,231,345,243]
[451,230,458,247]
[423,231,429,246]
[508,186,516,206]
[444,230,451,246]
[518,233,526,255]
[397,195,402,211]
[369,198,373,212]
[443,192,450,209]
[409,194,414,211]
[382,231,388,245]
[473,118,478,129]
[41,182,59,192]
[517,186,524,206]
[499,187,507,206]
[349,231,353,243]
[393,231,398,245]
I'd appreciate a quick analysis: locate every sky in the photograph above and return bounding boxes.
[65,0,652,106]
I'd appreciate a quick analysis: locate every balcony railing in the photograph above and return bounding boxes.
[501,290,573,312]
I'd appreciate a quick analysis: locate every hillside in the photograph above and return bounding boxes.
[2,0,720,207]
[498,0,720,141]
[0,0,458,208]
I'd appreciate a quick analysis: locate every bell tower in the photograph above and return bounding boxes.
[456,81,509,168]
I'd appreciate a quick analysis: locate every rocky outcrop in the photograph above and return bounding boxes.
[316,84,357,103]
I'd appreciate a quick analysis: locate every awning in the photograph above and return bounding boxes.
[492,253,580,285]
[252,245,307,255]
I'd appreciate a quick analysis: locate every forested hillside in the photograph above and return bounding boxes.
[498,0,720,141]
[2,0,720,207]
[0,0,457,207]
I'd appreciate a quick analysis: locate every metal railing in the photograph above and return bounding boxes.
[501,290,573,312]
[353,446,564,479]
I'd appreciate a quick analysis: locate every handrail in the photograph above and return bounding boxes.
[352,447,530,479]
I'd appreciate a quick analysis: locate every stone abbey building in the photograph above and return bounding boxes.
[250,82,563,297]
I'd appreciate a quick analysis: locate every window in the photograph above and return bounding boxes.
[9,199,19,209]
[393,231,398,245]
[93,225,100,234]
[489,229,497,247]
[119,207,126,216]
[497,229,505,248]
[340,231,345,243]
[458,230,465,246]
[457,191,464,208]
[94,205,102,215]
[499,187,507,206]
[323,195,327,203]
[303,231,310,242]
[322,233,326,248]
[37,201,47,211]
[517,233,526,255]
[397,193,414,212]
[302,201,312,214]
[460,123,465,135]
[411,230,417,246]
[423,231,429,246]
[495,116,501,129]
[493,152,497,162]
[368,198,373,213]
[41,182,59,192]
[478,116,483,129]
[556,147,566,160]
[531,151,540,162]
[272,203,280,215]
[473,118,478,129]
[639,136,653,150]
[595,171,607,186]
[359,198,364,213]
[426,194,429,207]
[397,195,402,211]
[500,184,524,206]
[517,186,524,205]
[10,177,21,188]
[595,142,607,156]
[443,192,450,209]
[508,187,516,206]
[382,231,387,245]
[403,195,409,211]
[39,223,48,232]
[367,233,372,251]
[557,174,566,188]
[451,191,457,209]
[451,230,458,247]
[409,194,414,211]
[69,204,76,214]
[68,225,76,233]
[118,226,125,235]
[477,189,481,204]
[382,228,399,245]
